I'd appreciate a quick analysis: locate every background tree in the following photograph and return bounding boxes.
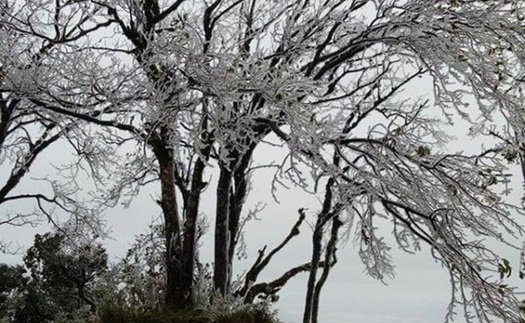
[0,263,25,320]
[23,231,108,311]
[1,228,108,323]
[2,1,525,323]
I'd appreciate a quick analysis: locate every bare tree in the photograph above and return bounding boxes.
[2,0,525,322]
[0,0,115,252]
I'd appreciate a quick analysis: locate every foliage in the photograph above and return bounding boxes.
[53,305,97,323]
[1,224,280,323]
[0,229,108,323]
[0,264,25,320]
[98,305,278,323]
[23,231,108,310]
[11,286,57,323]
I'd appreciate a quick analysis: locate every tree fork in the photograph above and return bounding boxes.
[303,222,323,323]
[243,261,329,304]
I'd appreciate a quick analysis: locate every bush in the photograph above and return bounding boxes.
[214,307,278,323]
[97,304,278,323]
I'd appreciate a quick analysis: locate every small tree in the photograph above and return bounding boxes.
[20,232,104,323]
[23,231,108,311]
[0,228,108,323]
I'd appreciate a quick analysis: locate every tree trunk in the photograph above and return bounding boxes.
[304,179,335,323]
[153,143,186,309]
[181,158,207,305]
[0,98,15,149]
[303,224,323,323]
[311,216,342,323]
[214,164,232,294]
[227,150,253,282]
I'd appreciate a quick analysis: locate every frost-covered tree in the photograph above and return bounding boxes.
[2,0,525,322]
[0,0,110,252]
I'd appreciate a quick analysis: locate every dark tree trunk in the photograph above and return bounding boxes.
[152,142,186,310]
[0,97,15,150]
[228,176,243,264]
[181,156,208,304]
[311,216,342,323]
[214,164,232,294]
[303,224,323,323]
[303,178,335,323]
[126,14,189,308]
[227,150,253,277]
